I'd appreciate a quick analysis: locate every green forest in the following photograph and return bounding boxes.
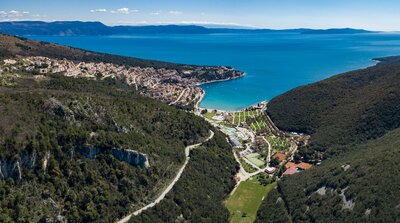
[130,131,238,223]
[257,56,400,222]
[0,70,235,222]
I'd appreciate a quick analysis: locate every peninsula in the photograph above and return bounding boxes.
[0,34,244,109]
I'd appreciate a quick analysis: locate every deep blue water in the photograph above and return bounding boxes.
[29,32,400,110]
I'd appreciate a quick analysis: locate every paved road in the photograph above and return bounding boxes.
[263,136,272,164]
[117,130,215,223]
[242,156,261,170]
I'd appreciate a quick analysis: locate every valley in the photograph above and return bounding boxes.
[0,24,399,223]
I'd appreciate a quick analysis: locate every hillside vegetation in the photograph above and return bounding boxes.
[130,131,238,223]
[0,74,213,222]
[267,59,400,160]
[0,35,237,222]
[257,57,400,222]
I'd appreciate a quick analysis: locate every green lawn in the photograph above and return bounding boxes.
[226,178,276,223]
[233,111,260,125]
[245,153,265,167]
[204,111,217,120]
[240,158,257,173]
[266,136,291,153]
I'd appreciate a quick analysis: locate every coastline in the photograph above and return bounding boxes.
[195,72,246,86]
[197,100,268,113]
[194,73,248,111]
[195,56,390,112]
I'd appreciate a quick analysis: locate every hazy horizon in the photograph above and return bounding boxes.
[2,0,400,31]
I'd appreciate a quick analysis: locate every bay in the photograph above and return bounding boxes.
[29,32,400,110]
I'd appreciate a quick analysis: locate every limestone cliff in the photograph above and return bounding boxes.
[111,147,150,168]
[78,146,150,168]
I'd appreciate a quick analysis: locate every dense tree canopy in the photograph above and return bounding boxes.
[257,57,400,222]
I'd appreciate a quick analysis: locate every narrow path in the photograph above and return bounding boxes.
[169,87,188,105]
[117,130,215,223]
[263,137,272,164]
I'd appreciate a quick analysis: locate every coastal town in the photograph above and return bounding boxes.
[0,56,243,108]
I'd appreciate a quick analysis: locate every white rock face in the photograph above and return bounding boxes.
[111,148,150,168]
[43,151,51,172]
[0,146,150,181]
[0,150,51,180]
[78,146,150,168]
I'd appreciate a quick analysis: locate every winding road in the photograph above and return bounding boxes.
[117,130,215,223]
[233,136,273,185]
[169,87,189,105]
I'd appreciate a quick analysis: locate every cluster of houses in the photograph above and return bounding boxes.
[1,56,237,107]
[271,152,312,176]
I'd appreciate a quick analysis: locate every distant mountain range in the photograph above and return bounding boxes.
[0,21,374,36]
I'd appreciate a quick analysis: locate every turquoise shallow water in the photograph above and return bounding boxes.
[29,32,400,110]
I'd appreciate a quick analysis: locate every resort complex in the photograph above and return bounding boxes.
[200,102,312,222]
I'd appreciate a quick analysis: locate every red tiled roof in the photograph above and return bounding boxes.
[297,162,312,170]
[285,161,312,170]
[283,166,297,175]
[285,162,297,169]
[272,152,287,161]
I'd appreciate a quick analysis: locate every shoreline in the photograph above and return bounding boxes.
[193,55,390,113]
[193,72,269,112]
[193,72,247,111]
[197,100,268,113]
[195,72,246,87]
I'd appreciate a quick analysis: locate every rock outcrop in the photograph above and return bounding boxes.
[0,145,150,181]
[0,158,20,180]
[0,149,46,181]
[78,146,101,159]
[111,148,150,168]
[78,146,150,168]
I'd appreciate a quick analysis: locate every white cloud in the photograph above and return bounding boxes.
[0,10,30,18]
[168,11,183,15]
[111,8,138,14]
[150,11,161,16]
[90,9,107,13]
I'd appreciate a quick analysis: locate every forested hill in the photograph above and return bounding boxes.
[0,34,243,84]
[0,21,373,36]
[0,36,238,222]
[256,56,400,222]
[0,34,182,69]
[267,56,400,160]
[0,33,241,76]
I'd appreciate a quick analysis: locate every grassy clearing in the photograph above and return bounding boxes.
[245,153,265,167]
[233,110,260,125]
[266,136,291,153]
[204,111,217,120]
[226,178,276,223]
[240,158,257,173]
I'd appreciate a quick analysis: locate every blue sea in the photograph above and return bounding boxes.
[29,32,400,110]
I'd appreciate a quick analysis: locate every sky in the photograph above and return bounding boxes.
[1,0,400,31]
